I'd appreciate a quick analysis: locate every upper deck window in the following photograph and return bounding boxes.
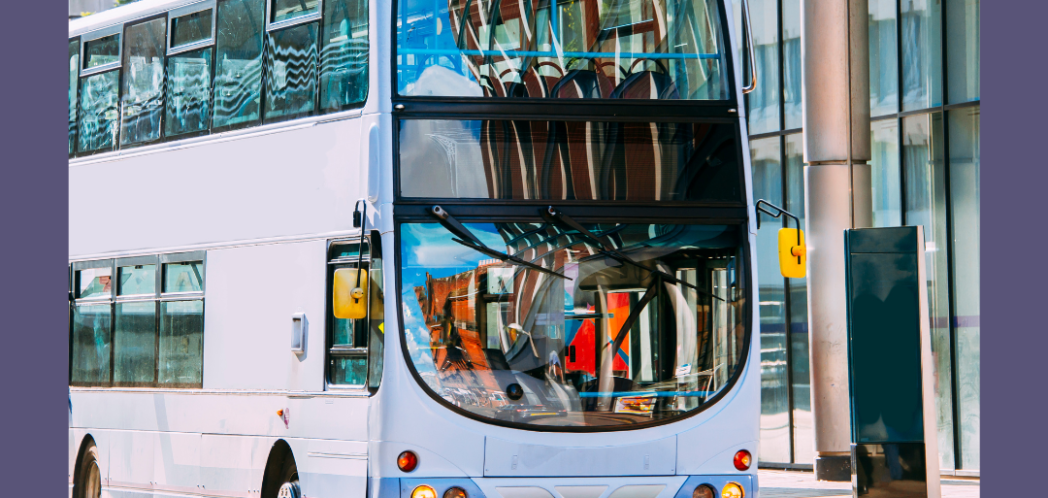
[120,17,168,147]
[69,39,80,156]
[84,34,120,69]
[166,5,216,138]
[395,0,729,100]
[171,8,214,47]
[272,0,320,23]
[213,0,267,130]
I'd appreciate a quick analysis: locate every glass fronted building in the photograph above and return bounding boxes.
[737,0,980,475]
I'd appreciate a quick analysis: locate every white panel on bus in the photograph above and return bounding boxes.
[203,240,326,391]
[69,118,364,258]
[483,436,676,477]
[107,430,155,489]
[153,431,200,491]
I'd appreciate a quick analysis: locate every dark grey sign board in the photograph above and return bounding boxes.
[845,226,940,498]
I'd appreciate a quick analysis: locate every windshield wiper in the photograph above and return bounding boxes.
[540,206,724,301]
[428,206,569,280]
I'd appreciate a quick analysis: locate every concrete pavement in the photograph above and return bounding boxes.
[758,469,980,498]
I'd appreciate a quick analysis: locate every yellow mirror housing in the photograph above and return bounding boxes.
[778,228,806,278]
[333,268,369,319]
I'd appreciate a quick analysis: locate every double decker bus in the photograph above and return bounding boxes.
[67,0,762,496]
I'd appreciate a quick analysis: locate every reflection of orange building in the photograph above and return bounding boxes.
[414,261,507,398]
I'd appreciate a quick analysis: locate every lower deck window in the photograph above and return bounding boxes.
[70,252,205,388]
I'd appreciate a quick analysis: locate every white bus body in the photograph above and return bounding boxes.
[68,0,761,496]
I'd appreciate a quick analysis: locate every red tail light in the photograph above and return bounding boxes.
[733,450,751,471]
[398,451,419,472]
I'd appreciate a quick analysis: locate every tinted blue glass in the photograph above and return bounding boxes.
[84,34,120,68]
[946,0,979,104]
[747,0,779,134]
[948,106,979,469]
[332,356,367,385]
[785,133,813,463]
[869,0,898,116]
[70,39,79,154]
[264,23,319,123]
[213,0,265,129]
[78,71,120,153]
[272,0,319,22]
[159,300,204,386]
[171,9,213,47]
[782,0,801,129]
[120,18,167,147]
[71,303,112,385]
[319,0,369,112]
[399,119,742,201]
[902,112,955,469]
[114,302,157,385]
[751,137,790,463]
[118,265,156,295]
[396,0,729,100]
[871,119,901,227]
[163,262,204,293]
[400,221,746,428]
[166,48,213,137]
[901,0,941,110]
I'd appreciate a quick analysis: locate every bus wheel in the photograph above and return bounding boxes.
[262,440,300,498]
[72,438,101,498]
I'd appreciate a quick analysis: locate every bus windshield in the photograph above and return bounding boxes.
[399,214,748,429]
[395,0,730,100]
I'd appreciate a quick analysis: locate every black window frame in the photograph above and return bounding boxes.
[69,36,81,158]
[325,234,384,393]
[389,0,741,118]
[391,115,749,207]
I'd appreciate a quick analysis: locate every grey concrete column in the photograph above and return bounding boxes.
[801,0,871,482]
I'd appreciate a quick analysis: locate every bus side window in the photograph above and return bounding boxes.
[120,16,167,147]
[319,0,369,113]
[213,0,265,130]
[327,237,383,390]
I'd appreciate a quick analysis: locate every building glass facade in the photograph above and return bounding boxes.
[741,0,980,474]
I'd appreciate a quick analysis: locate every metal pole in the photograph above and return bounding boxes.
[801,0,871,481]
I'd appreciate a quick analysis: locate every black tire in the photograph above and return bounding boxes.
[72,438,101,498]
[261,441,300,498]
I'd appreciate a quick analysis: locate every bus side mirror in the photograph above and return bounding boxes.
[778,228,806,278]
[333,268,369,319]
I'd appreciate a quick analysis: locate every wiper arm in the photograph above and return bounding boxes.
[429,206,569,280]
[541,206,724,301]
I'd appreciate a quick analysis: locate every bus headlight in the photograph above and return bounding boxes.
[720,482,743,498]
[692,484,715,498]
[412,485,437,498]
[443,486,468,498]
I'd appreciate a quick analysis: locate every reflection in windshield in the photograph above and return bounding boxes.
[396,0,728,100]
[400,221,747,428]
